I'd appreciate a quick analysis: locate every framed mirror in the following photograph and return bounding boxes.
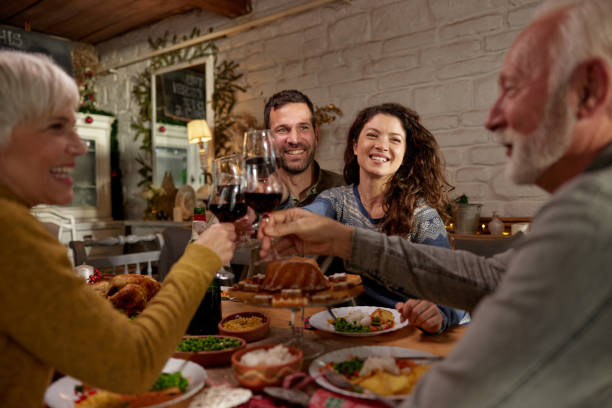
[151,55,215,191]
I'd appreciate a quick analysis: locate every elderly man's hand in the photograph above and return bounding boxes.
[258,209,354,259]
[396,299,444,334]
[195,223,236,265]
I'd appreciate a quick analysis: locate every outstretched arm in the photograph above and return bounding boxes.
[260,209,508,311]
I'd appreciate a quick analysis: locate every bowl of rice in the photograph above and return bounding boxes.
[231,344,303,390]
[218,312,270,342]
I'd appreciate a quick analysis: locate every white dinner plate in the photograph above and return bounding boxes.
[308,346,437,400]
[309,306,409,337]
[44,358,207,408]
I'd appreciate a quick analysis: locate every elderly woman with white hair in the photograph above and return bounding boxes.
[0,50,236,407]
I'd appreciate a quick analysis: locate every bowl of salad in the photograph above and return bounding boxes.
[173,335,246,367]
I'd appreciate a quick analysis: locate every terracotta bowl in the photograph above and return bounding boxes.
[173,335,246,367]
[218,312,270,342]
[231,344,303,391]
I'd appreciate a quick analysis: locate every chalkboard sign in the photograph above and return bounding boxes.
[0,25,73,76]
[160,69,206,122]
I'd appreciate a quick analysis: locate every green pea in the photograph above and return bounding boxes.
[177,336,241,352]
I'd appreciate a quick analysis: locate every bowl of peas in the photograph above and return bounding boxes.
[173,335,246,367]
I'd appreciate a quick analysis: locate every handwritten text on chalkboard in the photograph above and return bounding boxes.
[0,25,72,75]
[160,69,206,121]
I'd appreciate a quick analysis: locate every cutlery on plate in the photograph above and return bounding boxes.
[320,367,397,408]
[326,307,337,320]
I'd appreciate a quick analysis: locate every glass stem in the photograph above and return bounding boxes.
[290,307,305,342]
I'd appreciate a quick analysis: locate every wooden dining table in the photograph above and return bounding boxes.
[182,300,468,406]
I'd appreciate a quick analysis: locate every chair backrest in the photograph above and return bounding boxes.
[31,207,77,242]
[69,234,164,277]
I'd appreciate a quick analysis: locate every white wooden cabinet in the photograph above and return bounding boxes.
[33,112,121,249]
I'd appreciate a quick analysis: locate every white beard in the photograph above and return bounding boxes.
[502,91,574,185]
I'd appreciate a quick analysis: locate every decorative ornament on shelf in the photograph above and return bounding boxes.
[488,211,505,235]
[85,115,93,124]
[142,184,167,220]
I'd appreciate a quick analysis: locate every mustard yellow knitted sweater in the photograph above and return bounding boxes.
[0,185,221,408]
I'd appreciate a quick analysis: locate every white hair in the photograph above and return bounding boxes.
[535,0,612,106]
[0,50,79,148]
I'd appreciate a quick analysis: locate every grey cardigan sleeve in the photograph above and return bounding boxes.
[346,228,510,311]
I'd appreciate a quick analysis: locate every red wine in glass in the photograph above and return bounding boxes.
[244,156,278,174]
[208,184,247,222]
[244,192,282,214]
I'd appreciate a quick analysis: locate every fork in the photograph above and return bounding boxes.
[326,306,338,320]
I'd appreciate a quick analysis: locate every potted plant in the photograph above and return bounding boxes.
[452,194,482,234]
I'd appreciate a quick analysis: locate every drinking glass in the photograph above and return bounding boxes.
[242,130,286,262]
[208,155,247,224]
[208,154,247,281]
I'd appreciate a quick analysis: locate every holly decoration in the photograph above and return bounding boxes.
[88,269,102,285]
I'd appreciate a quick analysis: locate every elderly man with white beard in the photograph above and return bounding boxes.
[258,0,612,406]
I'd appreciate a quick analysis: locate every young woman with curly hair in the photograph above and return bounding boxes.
[303,103,468,334]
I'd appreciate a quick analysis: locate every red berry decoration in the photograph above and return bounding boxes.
[159,126,166,132]
[85,116,93,124]
[88,269,103,285]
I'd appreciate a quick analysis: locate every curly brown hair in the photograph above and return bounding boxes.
[343,103,452,237]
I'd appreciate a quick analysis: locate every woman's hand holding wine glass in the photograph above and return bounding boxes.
[207,154,248,279]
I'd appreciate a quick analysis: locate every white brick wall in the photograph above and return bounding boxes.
[95,0,549,218]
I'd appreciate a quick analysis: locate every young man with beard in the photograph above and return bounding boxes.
[264,90,345,207]
[258,0,612,406]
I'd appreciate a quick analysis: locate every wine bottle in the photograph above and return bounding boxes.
[191,206,207,242]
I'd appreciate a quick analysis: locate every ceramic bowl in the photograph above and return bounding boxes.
[231,344,303,391]
[218,312,270,342]
[173,335,246,367]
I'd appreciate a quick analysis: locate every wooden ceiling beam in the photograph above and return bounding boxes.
[188,0,251,18]
[0,0,39,20]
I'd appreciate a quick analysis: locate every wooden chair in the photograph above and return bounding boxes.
[69,234,164,277]
[31,207,77,242]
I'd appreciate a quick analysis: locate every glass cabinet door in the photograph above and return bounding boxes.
[154,145,188,187]
[72,139,97,206]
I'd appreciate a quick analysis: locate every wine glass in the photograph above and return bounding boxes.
[208,154,247,224]
[208,154,247,281]
[242,129,286,261]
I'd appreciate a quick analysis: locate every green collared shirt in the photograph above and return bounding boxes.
[292,161,345,207]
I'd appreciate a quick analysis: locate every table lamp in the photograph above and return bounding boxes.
[187,119,213,172]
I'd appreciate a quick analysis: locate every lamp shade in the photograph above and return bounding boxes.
[187,119,213,144]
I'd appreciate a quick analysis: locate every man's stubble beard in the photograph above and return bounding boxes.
[503,87,574,185]
[279,148,316,175]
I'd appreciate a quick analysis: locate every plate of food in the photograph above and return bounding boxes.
[44,358,206,408]
[309,306,409,336]
[309,346,438,400]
